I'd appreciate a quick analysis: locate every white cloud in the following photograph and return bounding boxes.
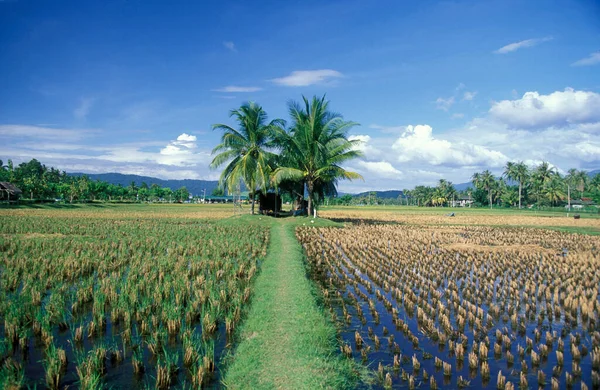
[357,161,402,178]
[349,134,380,157]
[435,96,455,111]
[271,69,343,87]
[572,51,600,67]
[212,86,262,93]
[392,124,508,167]
[0,126,215,179]
[223,41,237,52]
[451,113,465,119]
[462,91,477,101]
[0,124,95,141]
[494,36,553,54]
[74,98,95,119]
[489,88,600,129]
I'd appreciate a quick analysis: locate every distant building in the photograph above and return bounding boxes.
[452,196,473,207]
[0,182,22,201]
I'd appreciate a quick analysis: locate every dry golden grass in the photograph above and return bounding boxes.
[320,208,600,229]
[0,203,236,220]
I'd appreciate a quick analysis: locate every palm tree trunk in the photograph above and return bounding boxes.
[489,189,492,209]
[307,181,314,218]
[250,191,255,215]
[518,182,522,209]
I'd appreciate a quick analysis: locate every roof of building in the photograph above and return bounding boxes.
[0,182,22,195]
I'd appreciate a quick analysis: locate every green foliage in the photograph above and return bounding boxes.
[0,211,270,387]
[0,157,189,203]
[273,95,364,216]
[210,101,284,214]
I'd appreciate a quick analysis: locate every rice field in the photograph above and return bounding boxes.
[320,206,600,231]
[298,222,599,389]
[0,206,268,388]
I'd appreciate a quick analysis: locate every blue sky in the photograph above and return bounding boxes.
[1,0,599,193]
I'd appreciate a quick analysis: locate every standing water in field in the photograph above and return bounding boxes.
[0,215,269,388]
[298,223,599,389]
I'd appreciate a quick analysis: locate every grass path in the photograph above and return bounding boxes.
[224,217,355,389]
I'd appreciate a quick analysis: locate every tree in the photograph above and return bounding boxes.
[210,102,284,214]
[503,161,529,209]
[544,175,566,206]
[472,170,496,209]
[211,187,225,196]
[565,169,589,202]
[174,186,190,202]
[530,162,556,205]
[273,96,363,217]
[128,181,138,200]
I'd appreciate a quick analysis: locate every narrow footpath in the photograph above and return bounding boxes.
[224,218,354,389]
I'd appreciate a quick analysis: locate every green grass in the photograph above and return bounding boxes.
[223,215,357,389]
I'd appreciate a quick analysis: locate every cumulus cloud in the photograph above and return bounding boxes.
[271,69,343,87]
[489,88,600,129]
[0,127,215,180]
[349,134,381,157]
[392,124,508,167]
[212,86,262,93]
[572,51,600,66]
[357,160,402,178]
[494,36,553,54]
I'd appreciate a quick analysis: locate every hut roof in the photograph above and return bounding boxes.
[0,182,22,195]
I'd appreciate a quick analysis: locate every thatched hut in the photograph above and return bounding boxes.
[0,182,22,201]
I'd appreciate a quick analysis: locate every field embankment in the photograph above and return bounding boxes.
[224,217,356,389]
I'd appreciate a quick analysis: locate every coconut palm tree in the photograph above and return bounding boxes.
[544,175,566,206]
[211,102,285,214]
[472,170,496,209]
[503,161,529,209]
[273,95,363,217]
[530,162,556,205]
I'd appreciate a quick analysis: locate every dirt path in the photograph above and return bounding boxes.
[224,219,354,389]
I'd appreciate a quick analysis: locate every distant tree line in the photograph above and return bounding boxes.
[0,158,191,203]
[403,162,600,209]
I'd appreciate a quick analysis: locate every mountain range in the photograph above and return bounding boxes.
[69,172,219,196]
[70,169,600,198]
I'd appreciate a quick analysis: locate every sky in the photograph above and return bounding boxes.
[1,0,599,193]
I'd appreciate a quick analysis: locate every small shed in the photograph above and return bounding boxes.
[258,191,282,215]
[0,182,22,201]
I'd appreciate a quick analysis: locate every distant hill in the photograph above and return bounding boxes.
[354,190,404,199]
[69,172,219,196]
[454,182,473,191]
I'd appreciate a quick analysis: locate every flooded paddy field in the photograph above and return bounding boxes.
[298,223,599,389]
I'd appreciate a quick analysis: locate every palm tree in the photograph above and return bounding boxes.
[472,170,496,209]
[503,161,529,209]
[273,95,363,217]
[531,162,556,205]
[211,102,285,215]
[533,162,555,184]
[544,175,566,206]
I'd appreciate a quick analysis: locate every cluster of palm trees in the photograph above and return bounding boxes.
[473,162,594,209]
[404,163,597,209]
[210,96,363,216]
